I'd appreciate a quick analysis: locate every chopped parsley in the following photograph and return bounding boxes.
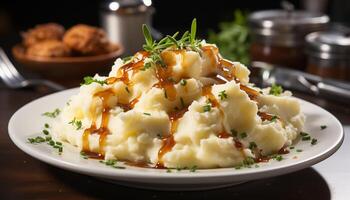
[311,138,318,145]
[302,136,311,141]
[28,136,46,144]
[80,151,88,159]
[289,146,295,149]
[42,108,60,118]
[44,123,50,128]
[240,132,247,139]
[275,155,283,161]
[249,142,257,149]
[296,149,303,152]
[143,112,151,116]
[180,79,187,86]
[300,132,309,137]
[141,61,152,71]
[190,165,198,172]
[218,90,228,100]
[320,125,327,130]
[69,118,82,130]
[42,129,49,135]
[269,83,283,96]
[203,104,211,112]
[230,129,238,137]
[100,159,125,169]
[270,115,278,122]
[81,76,107,86]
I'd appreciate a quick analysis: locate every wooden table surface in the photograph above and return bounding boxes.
[1,80,349,200]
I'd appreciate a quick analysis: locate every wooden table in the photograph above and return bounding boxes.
[1,82,349,200]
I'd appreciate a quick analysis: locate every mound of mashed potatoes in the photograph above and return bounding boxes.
[52,42,304,169]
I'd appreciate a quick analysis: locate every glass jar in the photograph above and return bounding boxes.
[306,28,350,81]
[249,10,329,70]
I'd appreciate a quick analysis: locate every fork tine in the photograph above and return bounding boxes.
[0,48,24,82]
[0,61,20,87]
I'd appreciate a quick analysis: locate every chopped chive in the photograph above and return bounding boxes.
[289,146,295,149]
[203,104,211,112]
[275,155,283,161]
[42,108,60,118]
[296,149,303,152]
[44,123,50,128]
[190,165,197,172]
[166,168,172,173]
[231,129,237,137]
[42,129,49,135]
[218,90,228,100]
[311,138,317,145]
[240,132,247,139]
[249,142,257,149]
[300,132,309,137]
[180,79,187,86]
[320,125,327,130]
[302,136,311,141]
[143,112,151,116]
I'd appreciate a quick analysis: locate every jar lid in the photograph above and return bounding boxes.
[249,10,329,46]
[100,0,153,14]
[306,28,350,59]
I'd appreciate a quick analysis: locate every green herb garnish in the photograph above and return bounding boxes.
[69,118,82,130]
[42,108,60,118]
[249,142,257,149]
[218,90,228,100]
[269,84,283,96]
[311,138,318,145]
[44,123,50,128]
[275,155,283,161]
[42,129,49,135]
[180,79,187,86]
[321,125,327,130]
[141,19,201,68]
[143,112,151,116]
[240,132,247,139]
[190,165,198,172]
[28,136,46,144]
[231,129,238,137]
[203,104,211,112]
[270,115,278,122]
[81,76,107,86]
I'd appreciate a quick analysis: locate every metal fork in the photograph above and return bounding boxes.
[0,48,65,91]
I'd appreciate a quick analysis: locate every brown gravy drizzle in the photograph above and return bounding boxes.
[155,108,188,168]
[80,46,287,167]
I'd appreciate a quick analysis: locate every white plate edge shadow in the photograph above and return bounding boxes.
[7,88,344,186]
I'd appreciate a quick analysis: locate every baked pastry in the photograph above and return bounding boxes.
[63,24,111,55]
[22,23,65,47]
[26,40,71,57]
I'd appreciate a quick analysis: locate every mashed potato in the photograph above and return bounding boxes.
[52,42,304,169]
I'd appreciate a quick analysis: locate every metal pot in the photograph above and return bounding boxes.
[100,0,155,56]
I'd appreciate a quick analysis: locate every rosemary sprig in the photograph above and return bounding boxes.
[141,19,201,69]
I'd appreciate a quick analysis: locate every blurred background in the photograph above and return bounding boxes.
[0,0,349,97]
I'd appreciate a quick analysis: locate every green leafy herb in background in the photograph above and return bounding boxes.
[208,10,250,65]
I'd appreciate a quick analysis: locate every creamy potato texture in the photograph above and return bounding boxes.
[52,42,304,169]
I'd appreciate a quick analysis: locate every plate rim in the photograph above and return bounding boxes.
[8,88,344,182]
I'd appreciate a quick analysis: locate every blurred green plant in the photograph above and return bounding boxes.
[208,10,250,65]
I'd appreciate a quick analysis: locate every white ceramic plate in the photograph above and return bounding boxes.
[8,88,344,191]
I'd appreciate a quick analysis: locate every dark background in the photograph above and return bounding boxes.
[0,0,349,45]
